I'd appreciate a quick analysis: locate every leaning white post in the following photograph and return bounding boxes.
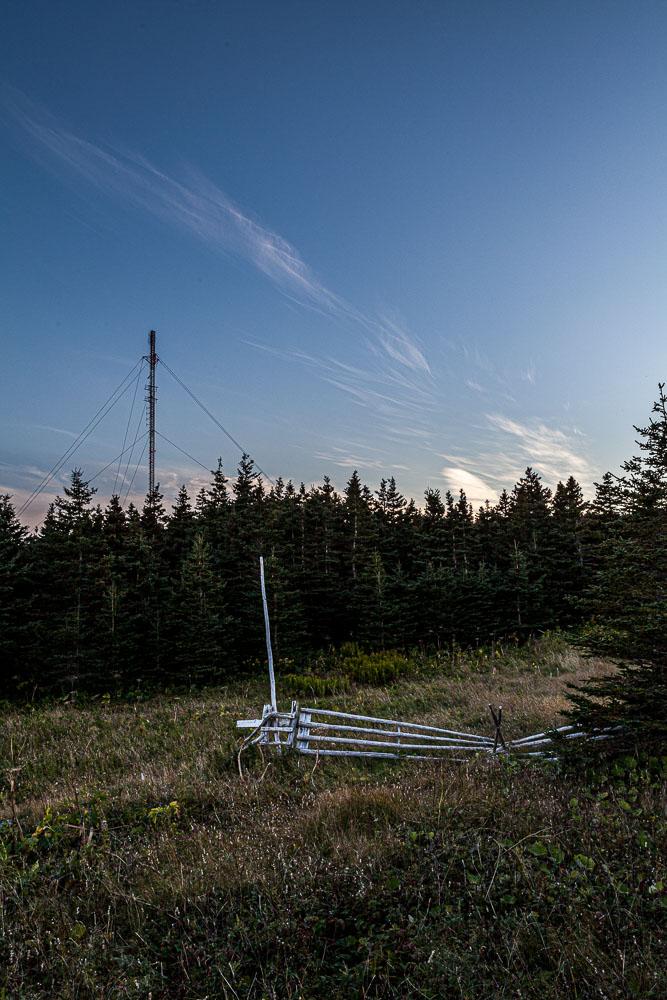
[259,556,277,712]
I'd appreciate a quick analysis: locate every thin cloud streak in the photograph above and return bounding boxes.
[6,91,433,409]
[314,448,386,472]
[9,94,597,507]
[34,424,78,438]
[0,462,51,481]
[247,338,435,429]
[372,315,431,375]
[439,413,597,504]
[485,413,594,483]
[440,467,498,507]
[382,424,432,440]
[521,362,536,384]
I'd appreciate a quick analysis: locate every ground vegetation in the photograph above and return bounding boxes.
[0,639,664,999]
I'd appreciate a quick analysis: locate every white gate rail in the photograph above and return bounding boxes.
[236,702,593,760]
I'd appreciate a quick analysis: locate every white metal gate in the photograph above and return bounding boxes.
[236,701,588,760]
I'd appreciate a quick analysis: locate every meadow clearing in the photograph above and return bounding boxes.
[1,637,665,999]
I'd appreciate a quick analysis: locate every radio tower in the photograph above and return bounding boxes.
[144,330,158,499]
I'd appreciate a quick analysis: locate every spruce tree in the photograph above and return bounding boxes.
[141,485,168,540]
[340,473,378,639]
[166,484,196,571]
[550,477,587,623]
[421,487,447,570]
[343,472,372,583]
[372,477,414,645]
[95,495,130,686]
[568,385,667,754]
[505,468,553,633]
[356,549,390,649]
[29,470,102,693]
[225,454,266,660]
[197,460,230,586]
[166,533,232,685]
[299,478,346,647]
[0,496,30,696]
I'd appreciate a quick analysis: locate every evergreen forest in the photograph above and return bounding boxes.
[1,390,666,1000]
[1,387,666,705]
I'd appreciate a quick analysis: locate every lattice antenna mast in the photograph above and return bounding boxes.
[143,330,158,498]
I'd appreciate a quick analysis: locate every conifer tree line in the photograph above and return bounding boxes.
[0,386,665,704]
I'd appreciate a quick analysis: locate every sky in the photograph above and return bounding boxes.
[2,0,667,527]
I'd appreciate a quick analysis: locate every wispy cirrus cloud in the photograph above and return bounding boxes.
[314,446,387,472]
[0,462,52,485]
[5,90,433,423]
[372,314,431,375]
[460,341,494,374]
[438,412,596,506]
[3,90,345,317]
[485,413,594,484]
[248,334,435,433]
[521,362,536,384]
[33,424,78,438]
[440,467,498,507]
[0,462,76,528]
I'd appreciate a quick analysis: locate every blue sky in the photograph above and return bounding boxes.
[2,1,667,526]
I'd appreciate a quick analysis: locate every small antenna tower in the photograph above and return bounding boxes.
[144,330,158,498]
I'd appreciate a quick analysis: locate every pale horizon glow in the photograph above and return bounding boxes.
[1,2,665,527]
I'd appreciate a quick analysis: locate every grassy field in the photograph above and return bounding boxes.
[1,637,665,998]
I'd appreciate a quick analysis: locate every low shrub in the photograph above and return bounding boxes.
[340,645,416,685]
[280,673,349,697]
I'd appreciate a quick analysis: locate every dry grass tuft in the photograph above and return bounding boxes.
[1,639,662,1000]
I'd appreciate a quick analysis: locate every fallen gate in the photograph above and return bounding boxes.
[236,700,585,761]
[235,558,591,763]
